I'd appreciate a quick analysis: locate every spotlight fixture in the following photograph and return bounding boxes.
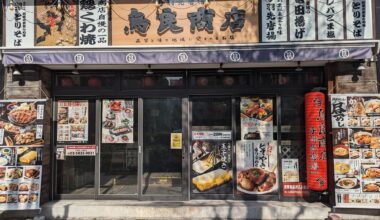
[204,0,210,8]
[106,0,110,9]
[146,64,154,75]
[9,0,15,11]
[295,61,303,72]
[155,0,160,9]
[357,61,366,71]
[12,66,22,75]
[217,63,224,73]
[72,64,79,75]
[57,0,62,10]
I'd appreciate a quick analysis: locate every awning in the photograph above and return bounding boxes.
[2,41,379,66]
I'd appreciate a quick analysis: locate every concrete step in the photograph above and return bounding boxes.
[36,200,331,220]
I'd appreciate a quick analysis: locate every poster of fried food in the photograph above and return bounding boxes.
[0,100,45,147]
[57,100,88,143]
[236,140,278,195]
[240,97,273,141]
[191,131,233,194]
[330,94,380,209]
[102,100,134,144]
[35,0,77,46]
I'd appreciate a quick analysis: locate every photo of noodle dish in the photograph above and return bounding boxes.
[335,177,359,189]
[237,167,277,194]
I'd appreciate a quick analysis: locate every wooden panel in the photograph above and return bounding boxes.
[111,0,259,46]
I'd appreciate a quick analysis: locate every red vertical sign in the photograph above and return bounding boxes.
[305,92,328,191]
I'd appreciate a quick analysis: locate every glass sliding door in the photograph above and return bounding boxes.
[141,98,186,199]
[99,99,138,196]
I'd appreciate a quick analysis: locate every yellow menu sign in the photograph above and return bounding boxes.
[171,133,182,149]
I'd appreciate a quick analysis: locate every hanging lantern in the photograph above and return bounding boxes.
[305,91,328,191]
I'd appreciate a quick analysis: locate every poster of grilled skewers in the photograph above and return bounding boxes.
[102,100,134,143]
[0,99,45,210]
[57,101,88,143]
[191,131,233,194]
[236,141,278,195]
[240,97,273,141]
[331,94,380,209]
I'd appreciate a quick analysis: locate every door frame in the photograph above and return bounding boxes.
[138,97,189,201]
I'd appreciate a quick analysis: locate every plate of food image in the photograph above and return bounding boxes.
[333,145,349,158]
[237,167,277,194]
[336,178,359,189]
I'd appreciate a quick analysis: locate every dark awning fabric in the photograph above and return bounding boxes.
[2,42,378,66]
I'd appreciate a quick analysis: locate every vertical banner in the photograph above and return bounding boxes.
[5,0,34,47]
[191,131,233,194]
[345,0,373,39]
[305,92,328,191]
[35,0,77,46]
[289,0,316,41]
[57,100,89,143]
[240,97,273,141]
[331,94,380,209]
[236,141,278,194]
[102,100,134,144]
[261,0,288,42]
[317,0,344,40]
[0,100,45,210]
[79,0,108,46]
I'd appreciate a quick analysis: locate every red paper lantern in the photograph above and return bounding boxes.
[305,91,328,191]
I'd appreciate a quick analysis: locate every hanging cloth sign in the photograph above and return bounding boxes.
[305,92,328,191]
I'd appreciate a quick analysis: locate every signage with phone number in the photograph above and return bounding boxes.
[65,145,96,156]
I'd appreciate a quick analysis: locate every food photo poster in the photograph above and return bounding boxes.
[331,94,380,208]
[0,100,46,210]
[57,100,89,143]
[191,131,233,194]
[102,100,134,144]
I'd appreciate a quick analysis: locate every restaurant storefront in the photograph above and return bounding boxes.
[1,0,380,214]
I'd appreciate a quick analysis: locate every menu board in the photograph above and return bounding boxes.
[191,131,233,194]
[0,100,45,210]
[236,141,278,195]
[240,97,273,141]
[57,101,89,143]
[331,94,380,209]
[102,100,134,144]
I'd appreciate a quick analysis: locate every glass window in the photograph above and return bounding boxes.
[100,99,138,195]
[190,72,250,88]
[56,73,118,89]
[56,100,95,195]
[122,72,184,89]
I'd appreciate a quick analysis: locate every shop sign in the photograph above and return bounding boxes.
[35,0,77,46]
[261,0,288,42]
[305,92,328,191]
[102,100,134,144]
[317,0,344,40]
[289,0,316,41]
[345,0,373,39]
[78,0,109,46]
[170,133,182,149]
[112,0,259,46]
[236,140,278,195]
[240,97,273,141]
[330,94,380,209]
[5,0,34,47]
[191,131,233,194]
[282,182,309,197]
[65,145,96,156]
[0,99,46,210]
[57,100,89,143]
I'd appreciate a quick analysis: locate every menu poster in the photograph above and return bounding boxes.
[330,94,380,209]
[236,140,278,195]
[282,159,300,183]
[0,100,45,147]
[240,97,273,141]
[57,101,89,143]
[102,100,134,144]
[191,131,233,194]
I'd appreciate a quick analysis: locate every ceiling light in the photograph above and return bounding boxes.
[72,64,79,75]
[295,61,303,72]
[146,64,154,75]
[217,63,224,73]
[12,66,21,75]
